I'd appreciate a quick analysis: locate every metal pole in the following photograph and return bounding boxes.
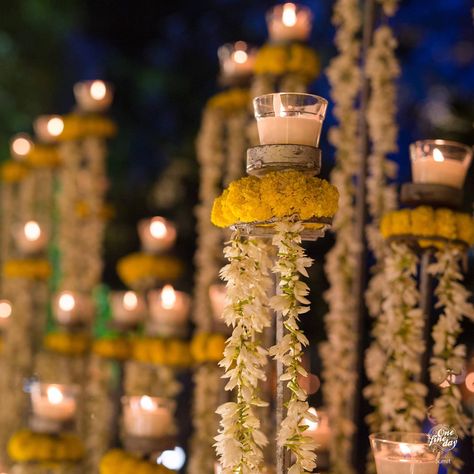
[352,0,378,468]
[419,249,433,386]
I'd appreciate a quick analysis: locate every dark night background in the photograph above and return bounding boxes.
[0,0,473,470]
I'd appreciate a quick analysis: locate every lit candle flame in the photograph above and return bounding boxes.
[59,292,76,312]
[150,218,168,239]
[90,80,107,100]
[139,395,156,411]
[399,443,412,455]
[11,135,33,157]
[24,221,41,242]
[0,300,12,319]
[282,3,297,27]
[46,117,64,137]
[47,386,64,405]
[433,148,444,162]
[233,50,248,64]
[161,285,177,309]
[123,291,138,311]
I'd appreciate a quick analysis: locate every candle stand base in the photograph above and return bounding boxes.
[247,144,321,176]
[400,183,462,209]
[123,434,177,457]
[29,415,73,434]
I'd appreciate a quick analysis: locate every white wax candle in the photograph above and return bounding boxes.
[138,217,176,254]
[256,116,322,147]
[123,396,173,438]
[374,453,439,474]
[209,284,227,322]
[412,158,467,188]
[15,221,48,255]
[148,285,190,325]
[31,385,77,422]
[110,291,146,325]
[73,80,113,113]
[268,3,312,42]
[53,291,93,325]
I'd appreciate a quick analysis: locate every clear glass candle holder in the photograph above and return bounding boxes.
[209,283,227,323]
[0,299,13,330]
[10,133,34,160]
[218,41,256,79]
[73,80,113,113]
[253,93,327,147]
[29,382,78,422]
[122,395,175,439]
[410,139,472,189]
[14,220,48,255]
[138,216,177,254]
[266,3,313,42]
[34,115,64,143]
[109,290,147,326]
[53,291,94,326]
[370,432,439,474]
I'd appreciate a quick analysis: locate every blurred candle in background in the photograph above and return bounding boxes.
[138,216,177,254]
[74,80,113,112]
[266,3,312,42]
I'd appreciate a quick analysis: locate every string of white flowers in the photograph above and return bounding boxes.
[269,221,316,474]
[365,242,427,432]
[365,23,399,319]
[215,231,272,474]
[428,246,474,470]
[320,0,361,471]
[188,364,224,474]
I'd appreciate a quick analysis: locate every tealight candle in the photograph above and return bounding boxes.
[122,395,174,438]
[147,285,190,337]
[15,220,48,255]
[266,3,312,42]
[303,408,331,451]
[410,139,472,189]
[10,133,34,160]
[253,93,327,147]
[30,383,77,422]
[73,80,113,113]
[209,284,227,322]
[218,41,256,79]
[110,290,146,326]
[138,216,177,254]
[53,291,94,326]
[370,432,439,474]
[0,299,12,329]
[34,115,64,143]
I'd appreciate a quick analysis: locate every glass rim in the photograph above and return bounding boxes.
[253,92,328,119]
[254,92,328,105]
[121,395,175,407]
[369,431,430,445]
[29,381,80,395]
[410,139,473,154]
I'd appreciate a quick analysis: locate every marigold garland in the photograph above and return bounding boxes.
[8,430,84,463]
[254,43,320,82]
[131,337,191,367]
[380,206,474,248]
[206,88,250,114]
[0,161,29,182]
[25,145,61,168]
[190,332,226,363]
[100,449,173,474]
[92,337,132,360]
[3,259,51,280]
[211,170,339,228]
[53,115,117,142]
[117,253,183,289]
[44,332,90,356]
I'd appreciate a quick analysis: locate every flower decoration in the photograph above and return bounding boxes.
[0,161,29,182]
[117,253,183,289]
[206,88,250,114]
[44,331,90,356]
[381,207,474,248]
[8,430,84,463]
[190,332,226,363]
[254,44,320,83]
[211,170,338,228]
[92,337,133,361]
[100,449,173,474]
[3,259,51,280]
[130,337,191,367]
[25,145,61,168]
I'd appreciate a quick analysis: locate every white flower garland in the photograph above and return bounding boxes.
[365,242,427,432]
[269,221,316,474]
[321,0,361,471]
[215,231,272,474]
[428,246,474,469]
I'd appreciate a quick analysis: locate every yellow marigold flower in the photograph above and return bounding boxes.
[3,259,51,280]
[26,145,61,168]
[0,161,29,182]
[456,213,474,245]
[44,332,90,355]
[206,88,249,113]
[166,339,190,367]
[190,332,208,363]
[207,334,226,362]
[411,206,435,236]
[435,209,457,240]
[391,209,411,235]
[93,338,132,360]
[380,213,392,238]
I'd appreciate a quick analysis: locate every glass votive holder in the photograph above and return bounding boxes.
[147,285,190,337]
[209,284,227,323]
[370,432,439,474]
[122,395,175,439]
[29,382,78,422]
[52,291,94,326]
[10,133,34,160]
[14,220,48,255]
[110,290,147,327]
[218,41,256,80]
[34,115,64,143]
[0,299,13,330]
[410,139,472,189]
[138,216,177,254]
[266,3,313,43]
[73,80,113,113]
[253,93,327,147]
